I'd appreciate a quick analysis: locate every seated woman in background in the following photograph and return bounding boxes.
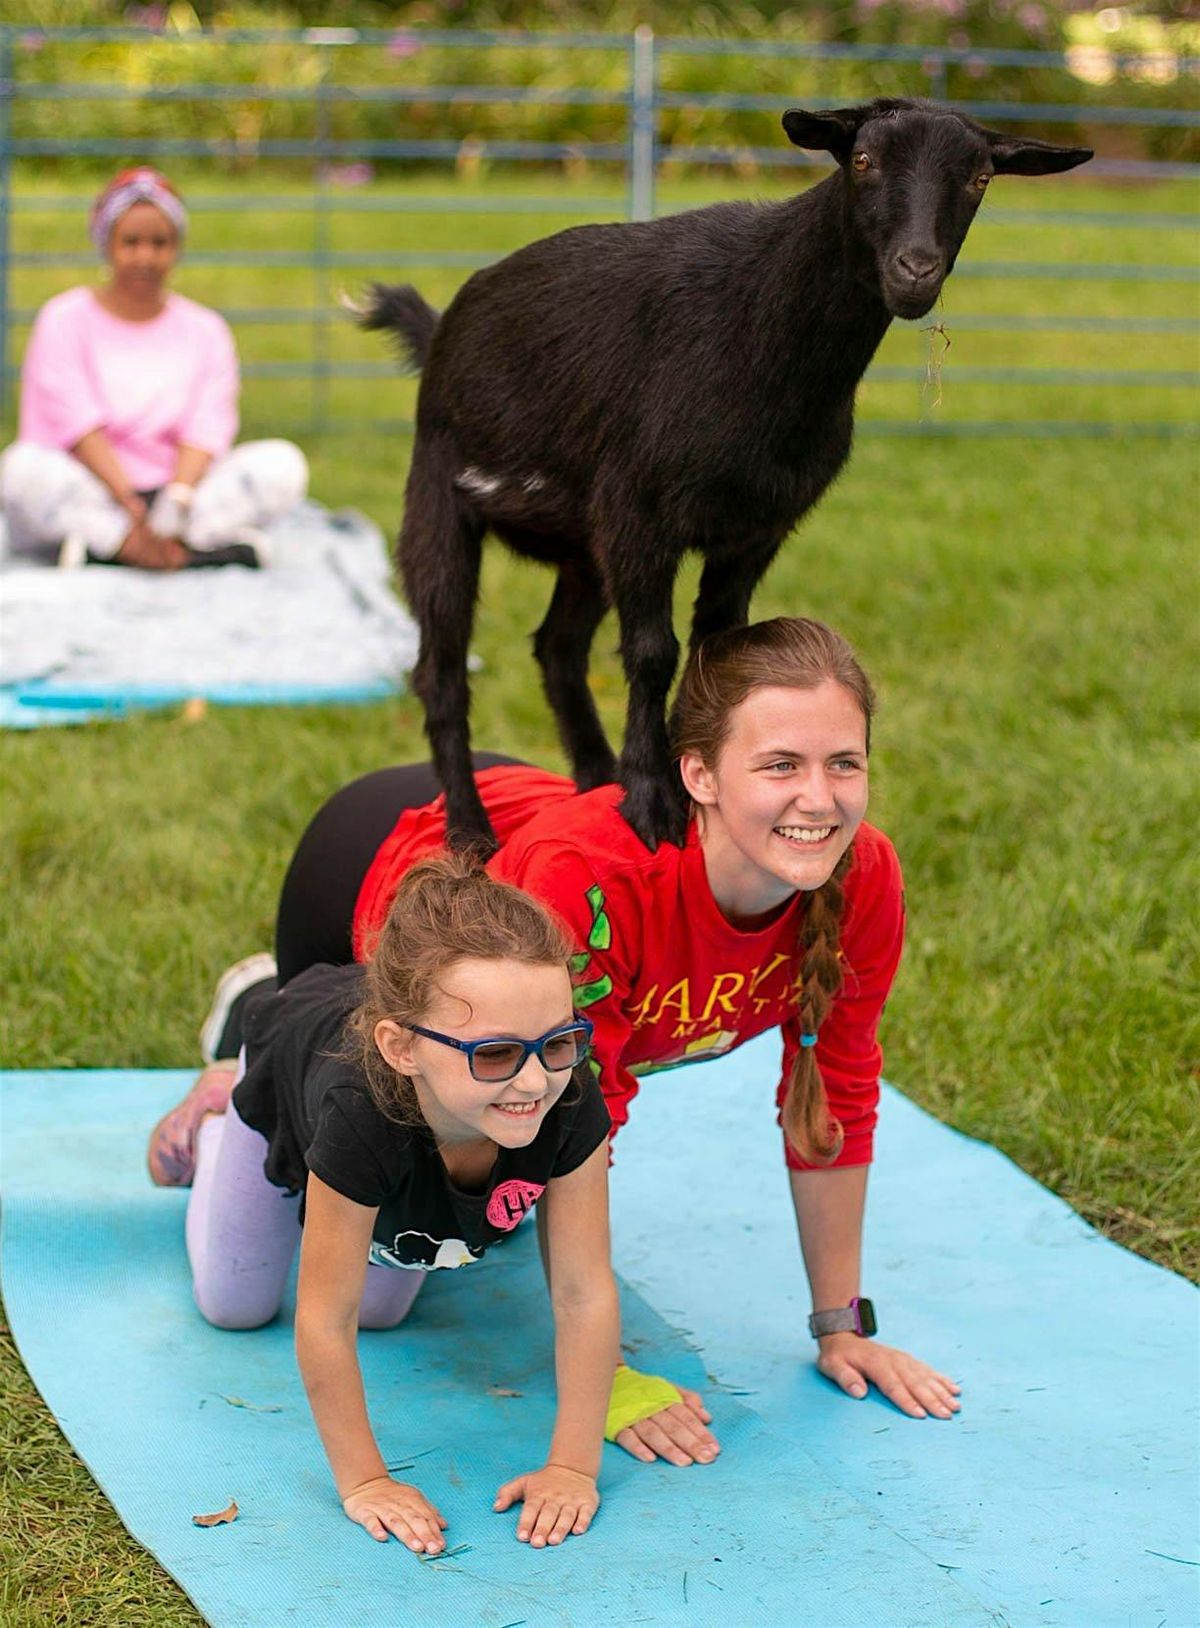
[0,166,308,570]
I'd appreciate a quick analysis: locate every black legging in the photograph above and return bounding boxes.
[274,754,525,985]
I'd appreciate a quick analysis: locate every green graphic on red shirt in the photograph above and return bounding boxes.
[585,885,611,948]
[571,884,614,1010]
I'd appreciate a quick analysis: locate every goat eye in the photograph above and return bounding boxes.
[851,152,872,173]
[973,173,991,190]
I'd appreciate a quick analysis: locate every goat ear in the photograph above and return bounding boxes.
[984,131,1093,176]
[782,107,869,162]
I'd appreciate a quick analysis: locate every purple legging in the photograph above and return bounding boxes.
[186,1101,423,1331]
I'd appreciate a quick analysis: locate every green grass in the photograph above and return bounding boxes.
[2,169,1198,1622]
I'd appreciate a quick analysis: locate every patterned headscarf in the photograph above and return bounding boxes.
[88,167,188,255]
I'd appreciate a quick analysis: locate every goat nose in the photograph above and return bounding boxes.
[894,249,942,285]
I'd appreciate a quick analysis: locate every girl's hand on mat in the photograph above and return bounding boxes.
[615,1387,720,1467]
[493,1464,599,1547]
[341,1476,448,1553]
[817,1335,962,1420]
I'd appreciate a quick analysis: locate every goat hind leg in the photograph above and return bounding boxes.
[399,463,493,852]
[667,539,783,740]
[533,560,616,791]
[687,538,783,650]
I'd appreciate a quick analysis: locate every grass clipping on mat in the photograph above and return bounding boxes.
[191,1500,239,1529]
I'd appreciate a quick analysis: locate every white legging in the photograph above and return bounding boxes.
[0,438,308,561]
[187,1098,424,1332]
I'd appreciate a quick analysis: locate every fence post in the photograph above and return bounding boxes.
[928,53,949,102]
[0,29,12,419]
[629,25,656,222]
[313,52,333,436]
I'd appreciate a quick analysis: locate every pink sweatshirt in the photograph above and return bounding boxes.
[18,287,239,491]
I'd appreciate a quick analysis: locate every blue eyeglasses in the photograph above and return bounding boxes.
[407,1015,595,1083]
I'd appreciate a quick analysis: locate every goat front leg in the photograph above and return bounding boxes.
[666,537,784,743]
[687,545,773,648]
[398,456,493,854]
[610,555,688,851]
[533,558,617,791]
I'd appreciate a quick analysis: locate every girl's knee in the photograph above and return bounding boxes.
[0,441,90,522]
[0,440,37,495]
[274,440,309,508]
[237,438,309,506]
[193,1278,281,1331]
[357,1302,415,1332]
[357,1265,423,1331]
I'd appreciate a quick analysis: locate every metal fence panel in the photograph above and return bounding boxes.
[0,24,1196,437]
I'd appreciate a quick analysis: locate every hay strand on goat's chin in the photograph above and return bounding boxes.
[922,321,951,409]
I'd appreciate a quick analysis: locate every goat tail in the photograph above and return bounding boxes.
[348,281,440,373]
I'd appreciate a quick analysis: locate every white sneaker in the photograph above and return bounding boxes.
[199,952,278,1063]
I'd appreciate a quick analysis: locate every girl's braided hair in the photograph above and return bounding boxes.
[671,617,876,1164]
[347,850,573,1127]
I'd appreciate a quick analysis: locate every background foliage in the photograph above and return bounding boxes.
[2,2,1197,168]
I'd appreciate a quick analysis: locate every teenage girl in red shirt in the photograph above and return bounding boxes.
[152,616,961,1464]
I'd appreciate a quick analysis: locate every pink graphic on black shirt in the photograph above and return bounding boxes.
[486,1178,545,1231]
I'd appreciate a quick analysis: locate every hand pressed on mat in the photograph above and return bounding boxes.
[341,1474,448,1553]
[493,1463,599,1547]
[608,1364,720,1468]
[817,1332,961,1420]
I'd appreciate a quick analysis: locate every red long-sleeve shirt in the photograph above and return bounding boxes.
[353,766,905,1171]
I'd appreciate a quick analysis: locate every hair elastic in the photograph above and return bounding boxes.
[800,1031,818,1048]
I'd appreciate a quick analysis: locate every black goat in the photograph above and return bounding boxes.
[363,98,1090,851]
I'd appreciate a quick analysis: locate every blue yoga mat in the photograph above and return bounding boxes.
[609,1037,1200,1628]
[1,1057,1196,1627]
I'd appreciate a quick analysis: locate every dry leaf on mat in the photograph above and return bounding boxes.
[192,1499,239,1528]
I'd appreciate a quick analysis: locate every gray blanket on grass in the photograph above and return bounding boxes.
[0,502,418,698]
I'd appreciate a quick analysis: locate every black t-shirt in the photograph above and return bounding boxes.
[232,963,611,1272]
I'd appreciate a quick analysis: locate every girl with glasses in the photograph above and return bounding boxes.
[155,616,959,1474]
[183,853,619,1555]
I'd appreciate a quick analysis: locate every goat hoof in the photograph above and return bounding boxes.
[617,776,689,851]
[443,809,500,861]
[573,754,619,793]
[446,830,500,862]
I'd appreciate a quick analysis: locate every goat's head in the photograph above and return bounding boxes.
[782,98,1092,319]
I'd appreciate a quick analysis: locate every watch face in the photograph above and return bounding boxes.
[856,1298,878,1336]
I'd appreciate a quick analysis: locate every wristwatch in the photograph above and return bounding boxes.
[808,1296,877,1339]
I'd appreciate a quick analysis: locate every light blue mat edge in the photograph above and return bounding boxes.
[1,680,399,728]
[1,1068,1001,1628]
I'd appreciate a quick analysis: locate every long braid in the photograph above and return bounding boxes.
[781,845,854,1164]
